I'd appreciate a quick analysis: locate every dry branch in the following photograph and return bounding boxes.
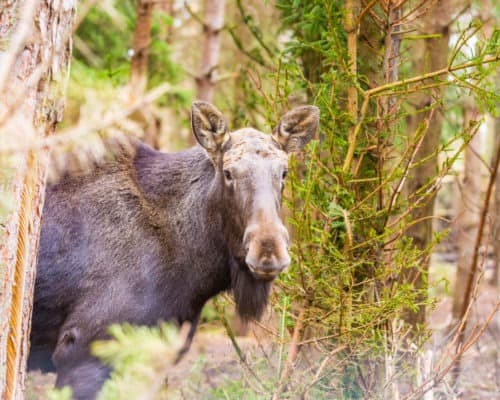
[0,82,174,155]
[451,137,500,383]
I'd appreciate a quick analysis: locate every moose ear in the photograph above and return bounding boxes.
[191,101,229,154]
[272,106,319,152]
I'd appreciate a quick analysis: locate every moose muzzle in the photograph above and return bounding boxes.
[243,222,291,280]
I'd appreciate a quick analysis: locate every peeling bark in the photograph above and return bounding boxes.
[0,1,76,398]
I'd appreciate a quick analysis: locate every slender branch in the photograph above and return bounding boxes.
[73,0,99,32]
[0,83,175,154]
[342,54,499,173]
[183,1,206,28]
[356,0,378,26]
[402,302,499,400]
[367,55,499,97]
[213,299,269,393]
[227,26,273,70]
[452,138,500,383]
[235,0,275,58]
[343,0,360,175]
[343,95,369,172]
[272,307,307,400]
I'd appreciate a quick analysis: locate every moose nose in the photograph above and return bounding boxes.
[245,244,291,280]
[243,222,291,280]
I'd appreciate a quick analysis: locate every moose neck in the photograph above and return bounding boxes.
[133,143,272,321]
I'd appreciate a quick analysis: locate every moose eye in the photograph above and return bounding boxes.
[223,170,232,181]
[282,170,288,180]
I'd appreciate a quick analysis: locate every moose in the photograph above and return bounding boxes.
[29,101,319,399]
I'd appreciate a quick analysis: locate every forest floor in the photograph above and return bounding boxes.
[26,257,499,399]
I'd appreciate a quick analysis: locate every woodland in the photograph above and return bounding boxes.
[0,0,499,399]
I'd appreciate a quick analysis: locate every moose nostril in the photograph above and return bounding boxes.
[260,258,273,268]
[260,239,276,255]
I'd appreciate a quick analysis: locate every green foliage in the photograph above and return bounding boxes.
[32,2,499,399]
[45,324,180,399]
[91,324,180,399]
[71,2,187,111]
[46,387,72,400]
[228,0,499,397]
[74,1,136,84]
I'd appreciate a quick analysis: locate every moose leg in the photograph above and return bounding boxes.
[174,313,200,363]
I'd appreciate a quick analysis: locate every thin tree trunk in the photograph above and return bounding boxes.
[452,103,482,319]
[342,0,359,173]
[0,1,75,398]
[130,0,159,149]
[403,0,455,326]
[493,117,500,288]
[196,0,226,103]
[159,0,175,43]
[493,114,500,388]
[130,0,154,94]
[479,0,500,288]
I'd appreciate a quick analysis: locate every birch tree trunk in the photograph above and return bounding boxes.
[0,1,76,398]
[452,103,482,320]
[403,0,457,326]
[196,0,225,103]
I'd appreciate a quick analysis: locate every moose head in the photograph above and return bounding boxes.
[191,101,319,285]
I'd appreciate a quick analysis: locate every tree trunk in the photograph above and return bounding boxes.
[159,0,175,43]
[403,0,455,326]
[196,0,226,103]
[130,0,159,149]
[492,114,500,389]
[452,104,482,320]
[0,1,76,398]
[493,118,500,288]
[480,0,500,288]
[130,0,154,94]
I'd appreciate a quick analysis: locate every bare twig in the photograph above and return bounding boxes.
[451,139,500,384]
[272,307,307,400]
[403,303,499,400]
[0,83,175,154]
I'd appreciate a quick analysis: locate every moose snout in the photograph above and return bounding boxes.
[243,225,291,280]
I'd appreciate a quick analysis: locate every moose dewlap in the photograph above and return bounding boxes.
[29,101,319,400]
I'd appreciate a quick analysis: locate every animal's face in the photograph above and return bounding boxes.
[191,101,319,281]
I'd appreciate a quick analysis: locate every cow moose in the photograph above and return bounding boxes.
[28,101,319,399]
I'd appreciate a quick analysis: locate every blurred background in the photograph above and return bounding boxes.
[0,0,499,399]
